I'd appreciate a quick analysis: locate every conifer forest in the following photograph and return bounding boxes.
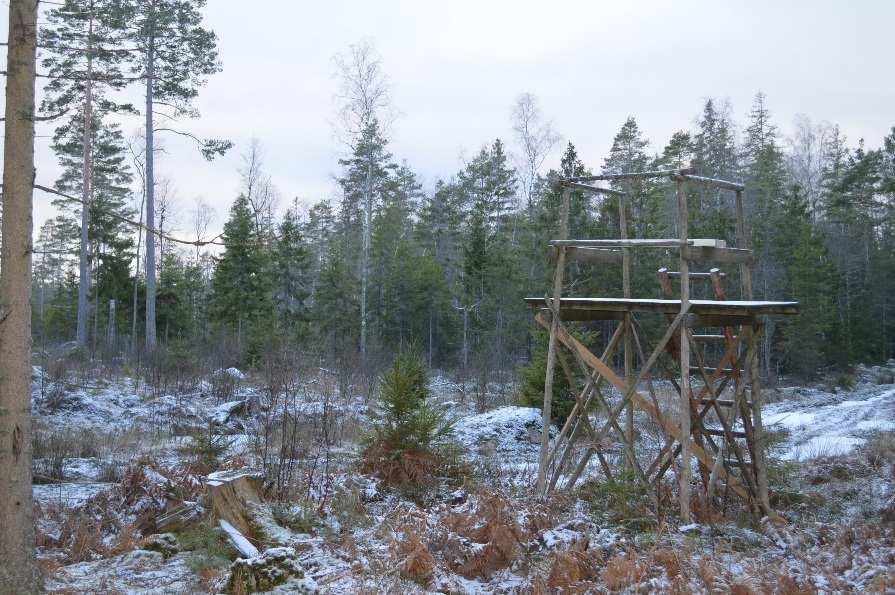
[2,1,894,593]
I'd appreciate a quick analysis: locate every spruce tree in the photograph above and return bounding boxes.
[691,98,738,238]
[274,208,312,342]
[774,184,837,375]
[337,120,395,359]
[210,195,273,358]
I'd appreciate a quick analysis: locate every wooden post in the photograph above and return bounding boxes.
[537,188,571,495]
[735,189,771,514]
[676,177,691,522]
[618,193,634,471]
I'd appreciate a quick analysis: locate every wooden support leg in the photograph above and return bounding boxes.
[676,177,692,523]
[537,189,571,495]
[748,322,772,515]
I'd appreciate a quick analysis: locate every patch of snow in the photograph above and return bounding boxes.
[762,387,895,460]
[208,399,246,425]
[455,406,551,458]
[220,518,260,558]
[218,366,246,379]
[206,468,263,488]
[33,482,113,508]
[45,550,199,593]
[540,526,580,549]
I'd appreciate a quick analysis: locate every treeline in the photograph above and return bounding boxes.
[26,0,893,379]
[32,91,895,380]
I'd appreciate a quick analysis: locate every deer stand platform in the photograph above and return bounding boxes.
[529,170,799,522]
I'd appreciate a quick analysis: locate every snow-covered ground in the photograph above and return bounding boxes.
[764,385,895,460]
[29,362,895,593]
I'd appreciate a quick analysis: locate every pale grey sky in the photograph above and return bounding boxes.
[3,0,894,240]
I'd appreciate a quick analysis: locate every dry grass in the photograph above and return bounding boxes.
[361,443,442,496]
[397,528,435,586]
[602,551,646,591]
[443,493,528,579]
[546,538,602,591]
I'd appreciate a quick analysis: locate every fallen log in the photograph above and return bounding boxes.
[219,519,259,558]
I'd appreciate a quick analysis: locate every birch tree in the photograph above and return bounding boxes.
[511,92,560,218]
[333,40,394,365]
[0,0,41,590]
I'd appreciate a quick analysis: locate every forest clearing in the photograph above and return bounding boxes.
[2,0,894,593]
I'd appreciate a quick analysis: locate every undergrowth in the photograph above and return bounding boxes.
[178,520,235,573]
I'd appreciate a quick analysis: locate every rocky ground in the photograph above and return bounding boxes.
[29,360,895,593]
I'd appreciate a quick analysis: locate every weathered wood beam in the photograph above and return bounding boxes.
[560,180,628,197]
[660,269,727,280]
[561,246,624,264]
[525,297,799,317]
[680,173,745,191]
[567,168,695,183]
[552,238,725,249]
[537,188,571,495]
[677,177,692,523]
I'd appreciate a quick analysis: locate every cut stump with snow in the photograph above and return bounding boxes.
[206,470,263,538]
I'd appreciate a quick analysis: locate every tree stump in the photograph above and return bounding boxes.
[206,470,263,537]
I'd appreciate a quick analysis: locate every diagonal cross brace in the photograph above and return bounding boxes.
[534,307,751,502]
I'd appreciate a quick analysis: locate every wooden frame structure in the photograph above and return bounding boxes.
[530,169,798,521]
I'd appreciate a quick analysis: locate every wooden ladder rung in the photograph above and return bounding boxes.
[699,398,753,408]
[690,366,742,375]
[661,271,726,280]
[702,427,748,438]
[693,334,738,343]
[724,459,753,468]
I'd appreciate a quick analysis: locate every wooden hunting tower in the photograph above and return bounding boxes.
[527,169,799,521]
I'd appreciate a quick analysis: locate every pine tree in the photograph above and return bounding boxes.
[111,0,230,349]
[50,112,135,346]
[41,0,133,346]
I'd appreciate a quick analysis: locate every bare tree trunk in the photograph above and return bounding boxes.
[0,0,42,591]
[131,197,144,352]
[360,154,372,365]
[107,299,117,346]
[76,8,95,347]
[144,29,157,350]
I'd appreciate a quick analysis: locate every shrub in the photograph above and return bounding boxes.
[179,520,234,573]
[517,327,595,427]
[178,424,232,474]
[831,372,856,392]
[865,431,895,469]
[577,472,654,532]
[271,503,318,535]
[361,349,454,495]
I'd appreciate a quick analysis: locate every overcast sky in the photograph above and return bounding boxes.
[4,0,895,240]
